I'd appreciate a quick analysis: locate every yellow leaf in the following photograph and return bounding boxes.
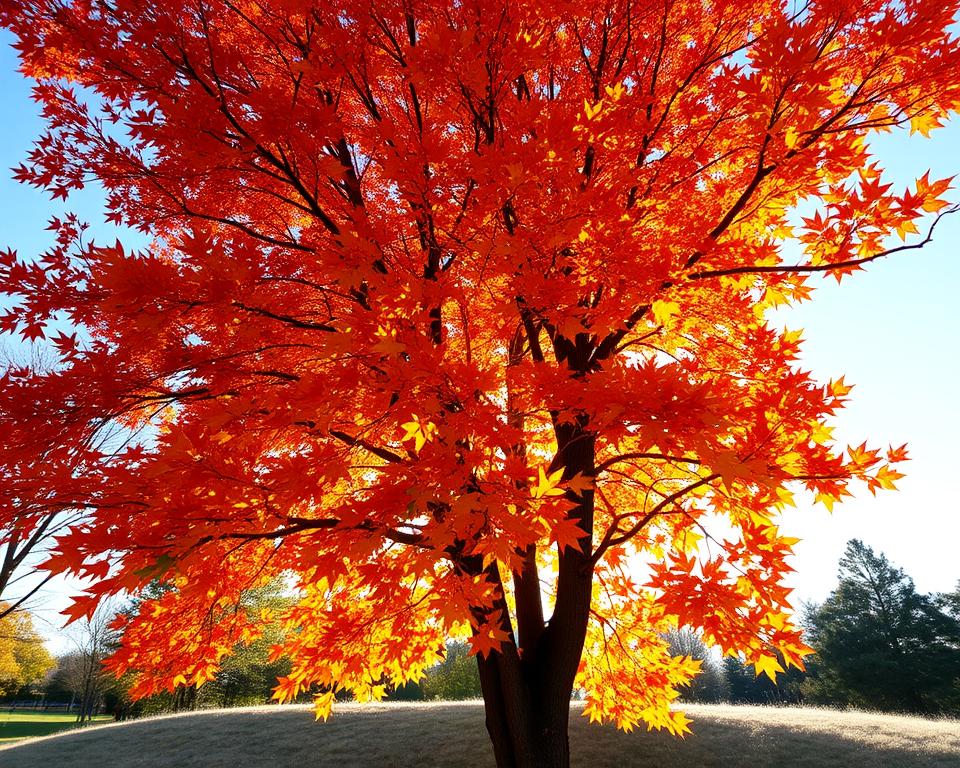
[895,219,919,241]
[669,711,693,737]
[910,112,943,138]
[810,423,834,445]
[652,300,681,326]
[678,530,703,554]
[754,654,784,682]
[583,98,603,120]
[400,415,437,454]
[604,81,626,101]
[532,465,566,499]
[815,492,837,512]
[313,690,335,721]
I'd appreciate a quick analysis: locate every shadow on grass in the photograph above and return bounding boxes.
[0,702,956,767]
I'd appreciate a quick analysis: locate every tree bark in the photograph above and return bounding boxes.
[472,424,596,768]
[477,653,572,768]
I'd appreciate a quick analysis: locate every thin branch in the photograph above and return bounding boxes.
[688,205,959,280]
[595,452,702,475]
[592,473,719,563]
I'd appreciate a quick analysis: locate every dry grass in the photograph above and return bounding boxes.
[0,701,957,767]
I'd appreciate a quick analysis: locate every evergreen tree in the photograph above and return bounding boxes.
[804,540,960,714]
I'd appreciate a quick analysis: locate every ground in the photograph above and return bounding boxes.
[0,711,113,743]
[0,702,956,767]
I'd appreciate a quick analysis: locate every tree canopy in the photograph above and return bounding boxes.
[803,540,960,714]
[1,0,958,765]
[0,605,54,697]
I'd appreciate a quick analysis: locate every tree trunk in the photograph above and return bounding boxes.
[471,421,596,768]
[476,651,572,768]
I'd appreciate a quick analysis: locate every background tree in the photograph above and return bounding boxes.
[937,581,960,621]
[803,539,960,715]
[0,605,54,697]
[421,641,483,701]
[1,1,959,766]
[57,604,119,723]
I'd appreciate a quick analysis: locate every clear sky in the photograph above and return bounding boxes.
[1,29,958,651]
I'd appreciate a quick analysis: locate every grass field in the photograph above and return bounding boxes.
[0,711,113,743]
[0,701,957,767]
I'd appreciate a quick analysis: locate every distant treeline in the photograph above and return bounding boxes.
[666,539,960,716]
[21,538,960,720]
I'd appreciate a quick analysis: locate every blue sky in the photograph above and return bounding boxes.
[1,30,958,649]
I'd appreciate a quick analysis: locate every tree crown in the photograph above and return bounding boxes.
[1,0,958,734]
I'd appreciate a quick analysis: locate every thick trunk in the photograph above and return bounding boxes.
[472,320,596,767]
[477,651,572,768]
[473,425,595,768]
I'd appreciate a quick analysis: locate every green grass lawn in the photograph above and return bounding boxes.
[0,702,957,767]
[0,711,113,743]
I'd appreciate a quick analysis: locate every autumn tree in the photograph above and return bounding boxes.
[0,605,54,697]
[1,1,958,765]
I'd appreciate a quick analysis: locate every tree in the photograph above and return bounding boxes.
[0,1,958,765]
[59,603,119,723]
[803,540,960,715]
[421,641,483,701]
[937,581,960,621]
[0,605,54,697]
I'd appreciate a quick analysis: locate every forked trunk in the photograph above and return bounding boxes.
[472,424,596,768]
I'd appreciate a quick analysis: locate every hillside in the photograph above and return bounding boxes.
[0,702,957,768]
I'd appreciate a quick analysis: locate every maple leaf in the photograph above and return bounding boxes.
[400,415,437,453]
[564,471,594,497]
[550,515,586,554]
[271,676,301,703]
[468,620,510,658]
[313,690,336,721]
[753,653,785,682]
[61,593,101,625]
[531,465,565,499]
[909,112,944,138]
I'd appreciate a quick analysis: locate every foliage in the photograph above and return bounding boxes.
[937,581,960,621]
[421,641,483,701]
[0,606,54,696]
[0,345,88,622]
[665,628,727,704]
[107,579,294,716]
[1,0,959,762]
[802,540,960,715]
